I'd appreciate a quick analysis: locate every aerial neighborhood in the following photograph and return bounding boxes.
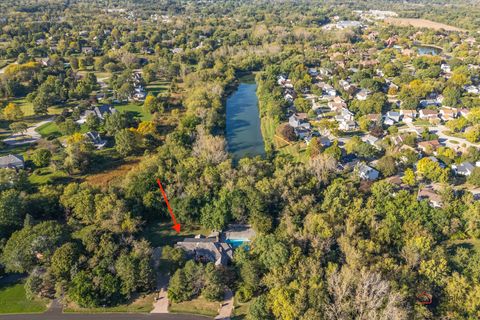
[2,1,480,319]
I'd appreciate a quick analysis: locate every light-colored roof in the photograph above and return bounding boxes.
[0,154,24,168]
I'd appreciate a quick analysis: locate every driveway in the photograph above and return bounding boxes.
[2,118,53,146]
[214,289,233,320]
[151,247,170,314]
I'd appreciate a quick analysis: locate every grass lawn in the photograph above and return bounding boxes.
[143,221,211,247]
[36,121,61,137]
[146,81,169,96]
[29,167,70,185]
[64,294,155,313]
[412,119,430,127]
[169,296,219,317]
[115,103,152,121]
[260,116,277,153]
[0,277,48,314]
[232,301,250,320]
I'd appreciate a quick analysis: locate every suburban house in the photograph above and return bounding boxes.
[362,134,381,149]
[417,187,443,208]
[400,109,418,122]
[0,154,24,170]
[419,99,439,108]
[418,140,441,154]
[465,85,480,95]
[176,235,233,266]
[452,162,475,176]
[77,105,117,123]
[81,46,94,54]
[439,107,458,121]
[440,64,451,73]
[85,131,107,149]
[328,97,347,112]
[385,111,401,123]
[176,225,254,266]
[419,109,439,120]
[289,113,310,129]
[357,163,379,181]
[356,89,370,101]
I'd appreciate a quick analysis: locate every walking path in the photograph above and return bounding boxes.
[214,289,234,320]
[2,118,53,146]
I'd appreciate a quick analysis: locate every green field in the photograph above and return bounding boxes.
[0,278,47,314]
[169,296,219,317]
[146,81,170,96]
[115,103,152,121]
[36,121,61,137]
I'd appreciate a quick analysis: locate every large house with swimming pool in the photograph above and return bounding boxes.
[175,225,255,266]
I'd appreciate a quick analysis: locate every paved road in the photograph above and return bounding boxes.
[400,123,478,149]
[2,118,53,146]
[0,314,211,320]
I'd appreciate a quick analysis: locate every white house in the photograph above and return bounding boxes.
[452,162,475,176]
[357,163,379,181]
[356,89,370,101]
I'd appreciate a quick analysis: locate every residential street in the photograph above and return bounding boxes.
[2,118,53,146]
[0,314,211,320]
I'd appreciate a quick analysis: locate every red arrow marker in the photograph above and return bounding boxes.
[156,178,181,233]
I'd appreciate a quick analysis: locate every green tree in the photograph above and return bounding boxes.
[115,129,139,156]
[31,148,52,167]
[0,189,24,238]
[3,102,23,120]
[50,243,79,281]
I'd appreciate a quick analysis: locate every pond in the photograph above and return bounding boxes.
[416,45,442,56]
[226,75,265,160]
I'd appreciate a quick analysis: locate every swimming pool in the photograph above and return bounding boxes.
[226,239,250,249]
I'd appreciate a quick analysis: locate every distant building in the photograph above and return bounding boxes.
[85,131,107,149]
[77,105,117,124]
[0,154,24,170]
[357,163,379,181]
[417,187,442,208]
[452,162,475,176]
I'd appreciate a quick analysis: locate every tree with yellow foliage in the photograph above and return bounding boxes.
[2,103,23,120]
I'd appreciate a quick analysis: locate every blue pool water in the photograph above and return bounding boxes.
[226,239,250,249]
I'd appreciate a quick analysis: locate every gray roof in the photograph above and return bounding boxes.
[0,154,24,168]
[176,237,233,266]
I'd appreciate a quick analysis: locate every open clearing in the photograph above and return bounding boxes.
[384,18,466,32]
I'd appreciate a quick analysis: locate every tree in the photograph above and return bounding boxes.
[278,123,296,142]
[59,119,80,136]
[294,97,310,113]
[85,113,100,132]
[0,189,24,238]
[143,95,158,114]
[202,264,224,301]
[3,103,23,120]
[1,221,68,273]
[446,117,468,133]
[192,129,228,165]
[465,125,480,143]
[468,167,480,187]
[104,112,128,136]
[308,154,337,184]
[168,267,193,302]
[9,122,28,135]
[416,157,445,182]
[50,243,79,281]
[443,86,462,107]
[31,148,52,167]
[64,133,94,173]
[306,137,321,158]
[402,168,416,186]
[115,129,140,156]
[376,155,397,177]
